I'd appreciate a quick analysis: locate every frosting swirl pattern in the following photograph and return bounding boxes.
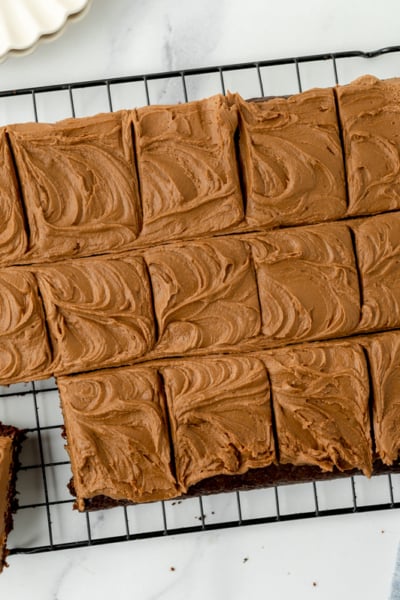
[133,95,244,243]
[234,89,346,229]
[352,212,400,331]
[0,130,27,265]
[250,222,360,343]
[262,342,372,476]
[364,332,400,465]
[58,366,178,508]
[8,111,140,261]
[36,255,155,374]
[337,75,400,216]
[145,237,261,355]
[162,355,275,491]
[0,269,51,385]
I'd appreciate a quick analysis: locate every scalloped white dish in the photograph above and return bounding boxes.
[0,0,92,61]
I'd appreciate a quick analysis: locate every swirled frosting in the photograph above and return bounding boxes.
[162,355,275,491]
[352,213,400,331]
[145,237,261,355]
[364,332,400,465]
[0,269,51,385]
[58,366,179,508]
[262,342,372,476]
[232,89,346,229]
[8,111,140,261]
[0,130,27,265]
[0,436,12,569]
[337,75,400,216]
[250,222,360,343]
[133,95,244,243]
[35,255,155,375]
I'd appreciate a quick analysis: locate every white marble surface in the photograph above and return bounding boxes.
[1,1,400,598]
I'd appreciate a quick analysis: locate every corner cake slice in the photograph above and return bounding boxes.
[0,423,25,574]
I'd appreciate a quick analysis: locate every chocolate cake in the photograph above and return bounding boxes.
[0,423,25,573]
[232,88,347,228]
[2,75,400,513]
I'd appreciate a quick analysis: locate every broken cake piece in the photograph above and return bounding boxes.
[58,366,179,510]
[162,355,276,491]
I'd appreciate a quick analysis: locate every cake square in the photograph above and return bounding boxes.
[0,129,27,265]
[364,332,400,465]
[351,212,400,331]
[162,356,275,491]
[336,75,400,216]
[234,89,346,228]
[262,342,372,476]
[145,238,261,355]
[0,268,51,385]
[133,95,244,242]
[7,111,141,261]
[0,423,25,573]
[250,222,360,343]
[35,254,155,375]
[58,367,178,509]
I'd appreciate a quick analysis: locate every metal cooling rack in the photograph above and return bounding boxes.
[2,45,400,557]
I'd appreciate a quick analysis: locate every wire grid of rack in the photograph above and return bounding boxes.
[2,46,400,556]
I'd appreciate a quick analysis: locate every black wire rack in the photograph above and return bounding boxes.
[2,45,400,557]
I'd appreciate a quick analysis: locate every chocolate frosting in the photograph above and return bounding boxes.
[145,237,261,355]
[337,75,400,216]
[352,212,400,331]
[35,255,155,375]
[364,332,400,465]
[0,269,51,385]
[8,111,140,261]
[0,130,27,265]
[0,437,12,563]
[250,222,361,343]
[133,95,244,243]
[162,355,275,491]
[59,366,178,508]
[262,342,373,476]
[233,89,346,228]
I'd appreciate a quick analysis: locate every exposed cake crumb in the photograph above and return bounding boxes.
[170,566,175,572]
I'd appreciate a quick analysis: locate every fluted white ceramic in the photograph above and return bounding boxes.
[0,0,91,61]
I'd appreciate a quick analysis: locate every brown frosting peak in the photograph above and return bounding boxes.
[145,237,261,355]
[8,111,140,261]
[250,222,360,343]
[233,89,346,229]
[134,95,244,243]
[59,366,179,508]
[337,75,400,216]
[263,342,372,476]
[162,355,275,491]
[0,269,51,385]
[36,254,155,375]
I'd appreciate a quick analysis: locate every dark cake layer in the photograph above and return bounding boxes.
[0,423,25,573]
